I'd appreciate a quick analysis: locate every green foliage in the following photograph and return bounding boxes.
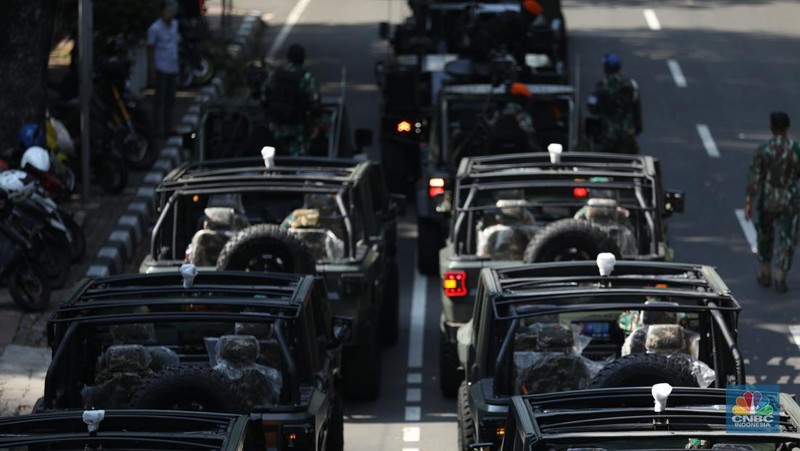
[94,0,161,40]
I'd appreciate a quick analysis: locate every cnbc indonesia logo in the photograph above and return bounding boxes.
[729,390,777,431]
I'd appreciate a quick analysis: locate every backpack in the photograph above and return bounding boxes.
[268,67,307,123]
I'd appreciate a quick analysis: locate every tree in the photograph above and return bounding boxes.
[0,0,56,148]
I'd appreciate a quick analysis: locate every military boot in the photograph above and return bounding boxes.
[757,263,772,287]
[775,269,788,293]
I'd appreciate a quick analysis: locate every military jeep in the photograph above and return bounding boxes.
[437,152,685,396]
[39,271,345,450]
[0,409,264,451]
[456,260,746,451]
[498,387,800,450]
[139,157,400,400]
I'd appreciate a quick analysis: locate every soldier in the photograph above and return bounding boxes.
[587,53,642,154]
[489,83,541,152]
[744,111,800,293]
[261,44,323,156]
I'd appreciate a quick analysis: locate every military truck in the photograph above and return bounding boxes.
[376,0,570,194]
[0,409,265,451]
[140,157,400,400]
[438,151,686,396]
[497,386,799,450]
[416,82,578,275]
[38,270,345,450]
[456,259,746,450]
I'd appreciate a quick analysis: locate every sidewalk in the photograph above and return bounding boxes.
[0,8,267,416]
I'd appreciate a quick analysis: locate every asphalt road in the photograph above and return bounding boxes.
[241,0,800,449]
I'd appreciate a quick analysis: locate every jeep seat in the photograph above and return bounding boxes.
[189,207,251,266]
[513,322,591,394]
[477,199,537,261]
[213,335,283,406]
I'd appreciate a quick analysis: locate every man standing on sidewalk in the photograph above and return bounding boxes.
[745,111,800,293]
[148,0,180,138]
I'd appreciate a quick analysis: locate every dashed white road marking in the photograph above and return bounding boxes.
[407,268,428,369]
[788,326,800,353]
[696,124,721,158]
[402,449,420,451]
[667,59,687,88]
[403,426,421,442]
[734,209,757,254]
[405,406,422,421]
[406,388,422,403]
[407,372,422,384]
[266,0,312,59]
[643,9,662,30]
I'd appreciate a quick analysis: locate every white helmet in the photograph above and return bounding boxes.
[20,146,51,173]
[0,170,36,202]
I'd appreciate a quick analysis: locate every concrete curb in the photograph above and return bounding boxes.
[84,11,266,279]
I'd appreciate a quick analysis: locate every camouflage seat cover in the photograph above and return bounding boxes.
[477,200,537,261]
[622,324,692,356]
[514,323,591,394]
[574,198,637,255]
[110,323,180,372]
[189,207,251,266]
[234,323,283,370]
[85,344,154,409]
[284,207,346,260]
[213,335,283,407]
[304,193,347,240]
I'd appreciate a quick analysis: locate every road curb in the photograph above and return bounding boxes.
[83,11,266,279]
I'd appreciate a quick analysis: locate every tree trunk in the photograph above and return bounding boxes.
[0,0,56,148]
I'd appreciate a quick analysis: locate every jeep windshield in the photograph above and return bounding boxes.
[481,293,742,400]
[151,187,364,265]
[451,178,659,259]
[428,87,574,168]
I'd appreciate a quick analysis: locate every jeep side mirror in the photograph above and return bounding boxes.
[332,316,353,345]
[378,21,390,40]
[354,128,373,153]
[664,189,685,216]
[390,193,407,216]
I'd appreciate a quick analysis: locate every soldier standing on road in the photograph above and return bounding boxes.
[587,53,642,154]
[745,111,800,293]
[261,44,323,156]
[147,0,180,138]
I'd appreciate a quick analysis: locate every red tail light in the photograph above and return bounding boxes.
[443,271,467,297]
[429,177,445,198]
[573,187,588,198]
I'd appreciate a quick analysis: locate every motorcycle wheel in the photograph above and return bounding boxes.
[35,229,72,289]
[96,152,129,194]
[8,259,50,312]
[178,62,194,89]
[61,212,86,262]
[118,126,158,171]
[191,55,215,86]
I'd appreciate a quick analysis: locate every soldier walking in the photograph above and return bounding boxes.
[261,44,323,156]
[744,111,800,293]
[586,53,642,154]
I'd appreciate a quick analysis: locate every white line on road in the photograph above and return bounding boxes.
[405,406,421,421]
[407,267,428,369]
[406,388,422,403]
[266,0,312,59]
[734,209,757,254]
[667,60,687,88]
[789,326,800,353]
[403,426,421,442]
[407,372,422,384]
[696,124,721,158]
[402,449,420,451]
[643,9,662,30]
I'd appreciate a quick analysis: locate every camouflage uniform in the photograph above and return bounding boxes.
[590,73,642,154]
[492,102,540,151]
[745,135,800,271]
[261,63,322,156]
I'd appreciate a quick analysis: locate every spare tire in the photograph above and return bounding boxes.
[216,224,317,274]
[590,353,698,389]
[523,218,621,263]
[129,366,249,413]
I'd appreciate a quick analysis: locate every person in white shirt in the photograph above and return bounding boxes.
[147,0,180,137]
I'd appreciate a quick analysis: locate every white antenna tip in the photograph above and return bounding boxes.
[261,146,276,169]
[596,252,616,277]
[180,263,198,289]
[652,383,673,413]
[83,409,105,433]
[548,143,563,164]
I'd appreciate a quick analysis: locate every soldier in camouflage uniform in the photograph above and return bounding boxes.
[587,53,642,154]
[744,112,800,293]
[261,44,323,156]
[489,83,541,152]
